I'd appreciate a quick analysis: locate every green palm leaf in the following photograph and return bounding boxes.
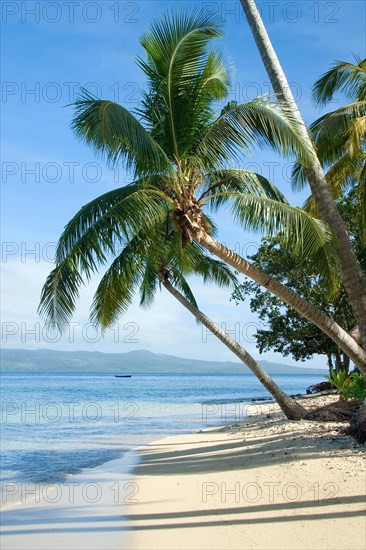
[209,193,340,292]
[38,259,85,329]
[310,102,366,162]
[293,57,366,245]
[197,97,312,169]
[90,236,147,327]
[56,184,171,264]
[313,56,366,106]
[90,224,238,328]
[72,89,172,175]
[199,169,287,206]
[137,9,224,159]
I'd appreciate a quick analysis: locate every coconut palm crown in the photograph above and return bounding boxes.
[293,56,366,242]
[39,10,338,330]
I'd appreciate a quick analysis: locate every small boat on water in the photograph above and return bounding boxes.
[115,374,132,378]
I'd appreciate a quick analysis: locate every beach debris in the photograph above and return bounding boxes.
[305,399,363,422]
[341,402,366,444]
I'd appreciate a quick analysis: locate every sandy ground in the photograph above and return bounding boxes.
[124,395,366,550]
[1,395,365,550]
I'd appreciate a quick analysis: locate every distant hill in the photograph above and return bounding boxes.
[0,348,327,375]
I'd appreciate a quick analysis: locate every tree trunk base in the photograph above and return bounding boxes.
[279,399,308,420]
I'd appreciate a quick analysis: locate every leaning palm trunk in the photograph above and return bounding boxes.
[240,0,366,349]
[162,278,307,420]
[195,231,366,375]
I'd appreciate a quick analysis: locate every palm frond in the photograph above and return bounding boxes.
[198,49,231,101]
[138,9,223,79]
[214,193,340,291]
[139,261,159,308]
[56,184,171,265]
[39,187,171,329]
[310,102,366,165]
[325,152,365,191]
[72,89,172,175]
[137,9,224,159]
[90,236,148,328]
[313,56,366,106]
[199,169,288,206]
[293,151,365,195]
[291,160,308,191]
[38,259,85,330]
[89,210,238,327]
[292,103,366,191]
[344,116,366,157]
[197,97,313,169]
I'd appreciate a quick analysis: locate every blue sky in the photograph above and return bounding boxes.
[1,0,365,367]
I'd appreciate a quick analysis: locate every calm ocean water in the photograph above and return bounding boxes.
[0,372,323,502]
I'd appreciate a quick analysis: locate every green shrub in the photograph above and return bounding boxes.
[325,368,350,394]
[325,369,366,400]
[342,372,366,401]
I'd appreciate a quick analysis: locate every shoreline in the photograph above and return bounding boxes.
[1,394,364,549]
[0,449,140,549]
[0,391,314,512]
[0,396,256,549]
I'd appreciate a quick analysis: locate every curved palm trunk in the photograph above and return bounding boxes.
[240,0,366,349]
[162,278,307,420]
[196,231,366,375]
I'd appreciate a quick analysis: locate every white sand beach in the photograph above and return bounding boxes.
[124,396,365,550]
[1,395,365,550]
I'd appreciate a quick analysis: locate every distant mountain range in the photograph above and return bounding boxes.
[0,348,327,375]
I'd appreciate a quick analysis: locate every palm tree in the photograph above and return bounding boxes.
[39,10,366,374]
[240,0,366,349]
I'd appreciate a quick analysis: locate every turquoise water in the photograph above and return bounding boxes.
[1,372,322,492]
